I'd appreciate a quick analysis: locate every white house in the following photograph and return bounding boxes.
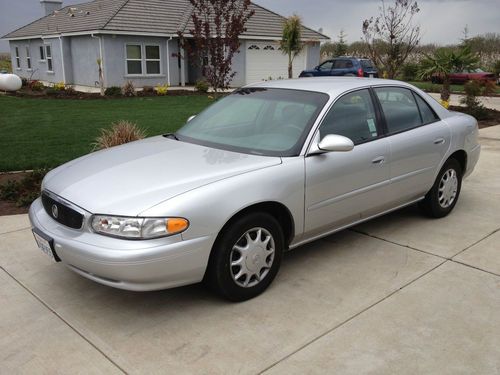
[2,0,328,89]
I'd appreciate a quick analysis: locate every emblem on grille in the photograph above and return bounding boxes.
[51,204,59,219]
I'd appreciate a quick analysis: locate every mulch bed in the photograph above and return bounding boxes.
[7,88,209,100]
[0,172,30,216]
[450,106,500,128]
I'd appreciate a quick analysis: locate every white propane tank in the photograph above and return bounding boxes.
[0,74,23,92]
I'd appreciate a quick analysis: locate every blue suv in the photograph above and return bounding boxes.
[300,57,378,78]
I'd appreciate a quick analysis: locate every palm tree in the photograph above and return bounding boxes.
[419,46,478,106]
[281,15,303,79]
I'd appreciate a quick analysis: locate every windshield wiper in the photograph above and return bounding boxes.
[163,133,179,141]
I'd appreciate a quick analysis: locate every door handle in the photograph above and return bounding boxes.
[434,138,445,145]
[372,156,385,165]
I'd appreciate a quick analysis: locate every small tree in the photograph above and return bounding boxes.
[362,0,421,79]
[179,0,254,93]
[281,15,303,79]
[419,46,479,106]
[334,30,348,57]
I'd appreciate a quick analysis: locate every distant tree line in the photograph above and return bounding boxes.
[321,33,500,75]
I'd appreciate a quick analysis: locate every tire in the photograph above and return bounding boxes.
[206,212,284,302]
[419,158,463,218]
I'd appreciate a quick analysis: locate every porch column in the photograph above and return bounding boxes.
[180,46,186,87]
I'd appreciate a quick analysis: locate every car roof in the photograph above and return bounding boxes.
[245,77,452,118]
[246,77,410,96]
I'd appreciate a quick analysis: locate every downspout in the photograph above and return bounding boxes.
[58,36,66,84]
[91,33,105,88]
[166,37,172,86]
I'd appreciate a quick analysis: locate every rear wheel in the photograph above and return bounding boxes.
[206,212,284,302]
[419,158,462,218]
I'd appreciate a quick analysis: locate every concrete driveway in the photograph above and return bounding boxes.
[1,126,500,374]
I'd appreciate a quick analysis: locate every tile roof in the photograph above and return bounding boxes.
[3,0,329,40]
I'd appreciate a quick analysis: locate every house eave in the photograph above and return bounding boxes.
[3,29,329,42]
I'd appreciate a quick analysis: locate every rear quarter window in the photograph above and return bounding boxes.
[414,94,439,124]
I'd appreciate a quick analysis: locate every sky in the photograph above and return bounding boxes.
[1,0,499,52]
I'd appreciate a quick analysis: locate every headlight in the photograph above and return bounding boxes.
[91,215,189,239]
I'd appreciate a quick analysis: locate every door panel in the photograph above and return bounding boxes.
[305,139,391,237]
[388,121,450,202]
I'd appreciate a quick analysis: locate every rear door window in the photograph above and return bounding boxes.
[375,87,422,134]
[333,60,351,69]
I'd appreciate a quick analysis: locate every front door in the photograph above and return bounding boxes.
[304,89,391,239]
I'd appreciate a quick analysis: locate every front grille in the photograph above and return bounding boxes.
[41,192,84,229]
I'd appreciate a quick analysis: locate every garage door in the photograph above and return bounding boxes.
[245,42,306,84]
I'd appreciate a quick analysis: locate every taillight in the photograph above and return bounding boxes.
[358,68,364,77]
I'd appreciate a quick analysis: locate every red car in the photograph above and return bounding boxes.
[432,69,497,84]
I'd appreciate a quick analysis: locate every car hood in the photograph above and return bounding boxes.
[43,136,281,215]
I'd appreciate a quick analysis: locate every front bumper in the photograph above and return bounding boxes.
[29,198,216,291]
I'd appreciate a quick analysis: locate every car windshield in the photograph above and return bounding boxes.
[176,88,329,157]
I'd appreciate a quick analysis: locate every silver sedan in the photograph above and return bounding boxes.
[29,78,480,301]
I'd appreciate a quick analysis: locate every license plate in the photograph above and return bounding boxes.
[369,74,374,78]
[32,228,58,262]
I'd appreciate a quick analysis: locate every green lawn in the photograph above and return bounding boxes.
[407,81,500,95]
[0,95,212,172]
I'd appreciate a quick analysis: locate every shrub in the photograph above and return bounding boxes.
[53,82,66,91]
[460,80,494,120]
[28,80,44,91]
[402,63,419,81]
[155,84,169,96]
[65,85,77,96]
[46,88,58,96]
[140,86,155,96]
[0,180,19,201]
[104,86,122,97]
[195,79,209,93]
[92,120,146,150]
[493,60,500,77]
[122,80,136,97]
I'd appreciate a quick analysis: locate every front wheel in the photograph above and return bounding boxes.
[419,158,463,218]
[206,212,284,302]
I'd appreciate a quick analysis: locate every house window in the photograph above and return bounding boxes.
[126,44,142,74]
[126,44,161,75]
[15,47,20,69]
[248,45,260,50]
[26,46,31,69]
[46,45,53,72]
[263,45,275,50]
[145,45,160,74]
[39,46,45,61]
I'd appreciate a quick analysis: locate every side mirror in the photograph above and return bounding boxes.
[187,115,196,122]
[314,66,320,71]
[319,134,354,152]
[309,134,354,155]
